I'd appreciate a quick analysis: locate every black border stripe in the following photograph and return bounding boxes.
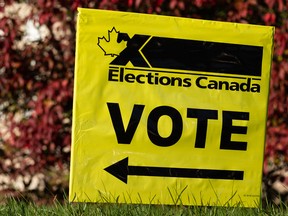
[141,37,263,77]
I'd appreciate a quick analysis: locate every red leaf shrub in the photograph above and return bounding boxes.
[0,0,287,202]
[0,1,75,201]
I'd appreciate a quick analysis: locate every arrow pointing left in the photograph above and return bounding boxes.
[104,157,244,184]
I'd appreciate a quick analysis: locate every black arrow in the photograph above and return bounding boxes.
[104,157,244,184]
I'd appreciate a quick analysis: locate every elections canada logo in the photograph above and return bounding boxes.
[98,27,263,93]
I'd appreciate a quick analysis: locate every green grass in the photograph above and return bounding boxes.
[0,198,288,216]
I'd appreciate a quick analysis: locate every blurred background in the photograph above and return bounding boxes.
[0,0,287,205]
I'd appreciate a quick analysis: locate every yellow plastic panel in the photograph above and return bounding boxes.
[69,8,274,207]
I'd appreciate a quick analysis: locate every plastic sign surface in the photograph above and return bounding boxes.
[69,8,274,207]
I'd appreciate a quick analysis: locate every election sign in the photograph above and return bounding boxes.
[69,8,274,207]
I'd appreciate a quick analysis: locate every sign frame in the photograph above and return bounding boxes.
[69,8,274,207]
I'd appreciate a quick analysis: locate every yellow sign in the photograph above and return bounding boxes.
[69,8,274,207]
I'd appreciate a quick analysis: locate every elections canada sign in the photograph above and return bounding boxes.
[69,8,274,207]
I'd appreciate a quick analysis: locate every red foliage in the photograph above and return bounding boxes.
[0,0,287,199]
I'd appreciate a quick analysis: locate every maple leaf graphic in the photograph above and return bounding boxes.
[97,27,127,57]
